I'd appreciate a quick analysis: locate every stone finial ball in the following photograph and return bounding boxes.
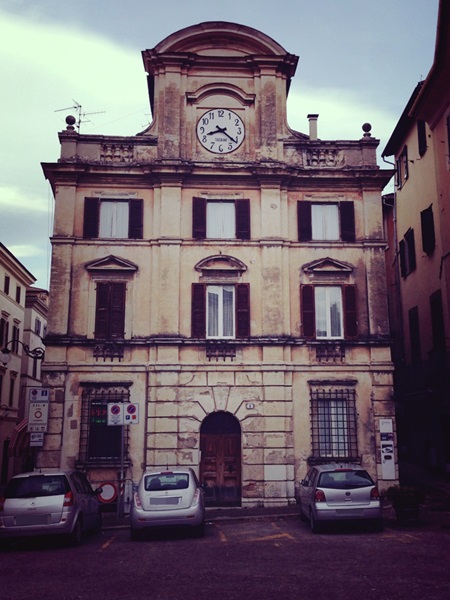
[66,115,76,126]
[362,123,372,133]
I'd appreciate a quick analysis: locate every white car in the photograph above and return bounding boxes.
[130,468,206,540]
[298,463,383,532]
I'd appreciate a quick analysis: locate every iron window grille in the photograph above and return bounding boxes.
[78,385,130,466]
[310,388,358,462]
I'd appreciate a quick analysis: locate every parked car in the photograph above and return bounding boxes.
[297,463,382,532]
[0,470,102,546]
[130,468,205,540]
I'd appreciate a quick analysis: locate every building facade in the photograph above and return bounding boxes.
[382,0,450,477]
[40,22,396,506]
[0,243,47,483]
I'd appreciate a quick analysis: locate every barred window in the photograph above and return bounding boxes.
[310,388,358,461]
[78,385,130,465]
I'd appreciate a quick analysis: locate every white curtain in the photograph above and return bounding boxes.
[207,285,234,337]
[99,201,129,238]
[206,202,235,238]
[311,204,339,240]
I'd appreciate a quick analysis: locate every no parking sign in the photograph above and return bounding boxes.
[107,403,139,425]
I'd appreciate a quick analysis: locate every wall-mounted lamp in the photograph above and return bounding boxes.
[1,340,45,366]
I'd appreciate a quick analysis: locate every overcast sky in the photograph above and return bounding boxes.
[0,0,439,289]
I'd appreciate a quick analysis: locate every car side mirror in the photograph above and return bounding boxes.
[94,487,103,495]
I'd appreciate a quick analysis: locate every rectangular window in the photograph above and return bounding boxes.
[94,282,126,340]
[396,146,409,188]
[83,198,143,239]
[408,306,421,363]
[310,388,358,460]
[79,386,130,463]
[298,201,355,242]
[11,325,20,353]
[15,286,21,304]
[301,285,357,340]
[399,228,416,277]
[193,197,250,240]
[421,205,435,255]
[4,275,10,295]
[417,120,427,157]
[8,374,16,408]
[0,317,7,347]
[35,318,42,336]
[191,283,250,339]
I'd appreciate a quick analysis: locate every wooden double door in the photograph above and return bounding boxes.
[200,413,241,506]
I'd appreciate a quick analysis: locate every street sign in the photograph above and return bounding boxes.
[29,388,50,402]
[30,432,44,447]
[107,403,139,425]
[125,403,139,424]
[28,402,49,432]
[107,403,124,426]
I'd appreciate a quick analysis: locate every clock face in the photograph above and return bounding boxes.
[196,109,245,154]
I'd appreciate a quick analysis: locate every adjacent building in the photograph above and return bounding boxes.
[382,0,450,476]
[39,22,396,506]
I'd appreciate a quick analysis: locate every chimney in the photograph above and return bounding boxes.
[307,114,319,141]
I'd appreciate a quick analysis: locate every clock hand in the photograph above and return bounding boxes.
[214,126,238,144]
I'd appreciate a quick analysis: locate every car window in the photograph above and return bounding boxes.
[318,470,374,489]
[5,475,69,498]
[71,472,93,494]
[144,473,189,491]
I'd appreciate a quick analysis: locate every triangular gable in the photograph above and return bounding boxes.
[303,257,353,275]
[85,255,138,272]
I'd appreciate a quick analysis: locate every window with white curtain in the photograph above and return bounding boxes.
[206,285,235,338]
[311,204,339,240]
[315,286,343,339]
[206,202,235,238]
[99,201,129,238]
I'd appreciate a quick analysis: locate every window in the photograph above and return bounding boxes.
[417,120,427,157]
[399,228,416,277]
[4,275,10,295]
[301,285,357,340]
[94,282,126,339]
[191,283,250,338]
[79,385,130,464]
[15,286,21,304]
[192,197,250,240]
[0,317,9,347]
[298,201,355,242]
[430,290,446,357]
[310,388,358,460]
[396,146,409,188]
[8,373,16,407]
[83,198,143,239]
[11,325,20,353]
[420,205,435,255]
[35,318,42,336]
[408,306,421,363]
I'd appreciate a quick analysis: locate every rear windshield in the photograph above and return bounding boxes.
[144,473,189,492]
[5,475,70,499]
[318,470,374,490]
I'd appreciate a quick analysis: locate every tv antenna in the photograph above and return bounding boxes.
[55,100,105,132]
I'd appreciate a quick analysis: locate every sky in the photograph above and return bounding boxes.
[0,0,440,289]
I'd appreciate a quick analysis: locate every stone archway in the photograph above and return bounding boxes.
[200,412,241,507]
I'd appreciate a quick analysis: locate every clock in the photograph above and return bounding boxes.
[196,109,245,154]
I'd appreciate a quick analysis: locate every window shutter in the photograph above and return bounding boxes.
[83,198,100,239]
[191,283,206,337]
[399,239,407,277]
[95,283,110,339]
[417,120,427,157]
[128,199,143,239]
[110,283,126,339]
[420,205,435,255]
[301,285,315,338]
[343,285,357,339]
[236,283,250,338]
[298,202,312,241]
[192,197,207,239]
[405,228,416,272]
[340,202,355,242]
[430,290,446,355]
[236,199,251,240]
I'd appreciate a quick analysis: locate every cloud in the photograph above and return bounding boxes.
[0,185,49,213]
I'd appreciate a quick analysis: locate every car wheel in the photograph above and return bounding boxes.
[68,517,83,546]
[309,509,321,534]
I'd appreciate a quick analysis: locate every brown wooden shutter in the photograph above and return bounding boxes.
[298,202,312,241]
[95,282,110,339]
[110,283,126,339]
[340,201,355,242]
[191,283,206,337]
[192,197,207,239]
[236,199,250,240]
[301,285,315,338]
[95,282,125,339]
[343,285,357,339]
[421,205,435,255]
[83,198,100,239]
[128,199,143,239]
[236,283,250,338]
[399,239,407,277]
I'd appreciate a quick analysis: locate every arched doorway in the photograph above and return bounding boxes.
[200,412,241,507]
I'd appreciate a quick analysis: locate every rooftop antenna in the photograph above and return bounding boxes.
[55,99,105,133]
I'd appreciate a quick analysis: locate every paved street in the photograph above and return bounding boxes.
[1,513,450,600]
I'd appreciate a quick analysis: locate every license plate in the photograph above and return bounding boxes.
[15,514,49,526]
[150,497,180,506]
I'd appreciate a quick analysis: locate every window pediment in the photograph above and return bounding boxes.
[85,255,138,272]
[195,255,247,276]
[303,257,353,275]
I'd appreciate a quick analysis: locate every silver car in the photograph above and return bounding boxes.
[130,468,205,540]
[298,463,383,532]
[0,470,102,546]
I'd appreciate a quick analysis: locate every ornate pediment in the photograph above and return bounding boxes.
[195,254,247,276]
[85,255,138,272]
[302,257,353,275]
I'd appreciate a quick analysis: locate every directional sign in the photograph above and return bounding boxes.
[28,402,49,432]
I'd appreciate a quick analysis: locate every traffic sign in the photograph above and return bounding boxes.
[107,403,124,426]
[28,402,49,432]
[107,403,139,425]
[29,388,50,402]
[125,403,139,424]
